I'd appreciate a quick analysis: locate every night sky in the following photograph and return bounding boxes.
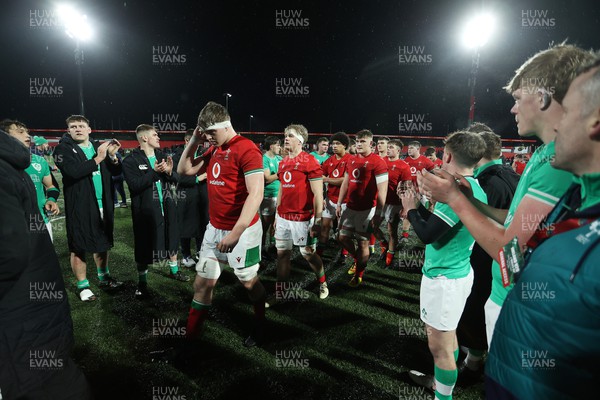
[2,0,600,141]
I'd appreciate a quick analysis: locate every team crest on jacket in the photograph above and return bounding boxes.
[139,164,148,170]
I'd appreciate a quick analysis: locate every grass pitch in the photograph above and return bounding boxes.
[49,194,484,400]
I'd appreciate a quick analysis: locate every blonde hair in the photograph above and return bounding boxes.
[504,43,594,104]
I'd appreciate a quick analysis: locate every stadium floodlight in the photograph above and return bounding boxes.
[461,13,495,49]
[57,5,93,41]
[461,12,496,126]
[56,5,93,115]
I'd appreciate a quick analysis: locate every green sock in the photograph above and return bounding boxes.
[138,269,148,285]
[77,279,90,290]
[169,260,178,275]
[434,364,457,400]
[97,266,109,281]
[454,348,459,362]
[191,299,211,310]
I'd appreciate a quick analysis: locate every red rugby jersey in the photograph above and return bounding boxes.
[385,158,412,205]
[277,152,323,221]
[346,153,388,211]
[322,153,352,204]
[405,154,435,186]
[201,135,263,230]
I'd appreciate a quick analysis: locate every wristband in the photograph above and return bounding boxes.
[46,187,60,202]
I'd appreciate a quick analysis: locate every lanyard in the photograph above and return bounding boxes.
[525,217,595,252]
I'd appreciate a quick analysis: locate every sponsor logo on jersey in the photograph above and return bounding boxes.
[209,162,225,186]
[282,170,295,188]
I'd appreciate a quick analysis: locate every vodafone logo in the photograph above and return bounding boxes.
[352,169,361,179]
[283,171,292,183]
[332,169,340,178]
[212,162,221,178]
[410,166,417,175]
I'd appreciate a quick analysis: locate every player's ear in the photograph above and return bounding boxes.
[443,151,452,164]
[587,107,600,141]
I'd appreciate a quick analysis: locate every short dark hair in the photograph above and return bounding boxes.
[316,137,329,144]
[264,136,280,150]
[185,129,194,141]
[444,131,486,168]
[330,131,349,148]
[65,115,90,126]
[408,141,421,148]
[356,129,373,139]
[377,136,390,143]
[424,148,436,157]
[388,139,404,149]
[478,131,503,160]
[0,119,26,132]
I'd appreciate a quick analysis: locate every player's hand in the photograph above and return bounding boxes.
[400,187,418,212]
[397,180,412,198]
[164,156,173,175]
[44,200,59,216]
[336,204,342,219]
[94,141,110,162]
[218,231,241,253]
[107,139,121,157]
[190,126,207,144]
[417,169,467,205]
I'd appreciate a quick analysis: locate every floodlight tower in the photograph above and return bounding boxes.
[57,5,93,115]
[461,13,495,126]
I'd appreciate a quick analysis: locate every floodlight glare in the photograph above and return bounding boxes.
[462,13,495,49]
[57,4,93,41]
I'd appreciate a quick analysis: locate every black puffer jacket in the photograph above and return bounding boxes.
[0,131,90,398]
